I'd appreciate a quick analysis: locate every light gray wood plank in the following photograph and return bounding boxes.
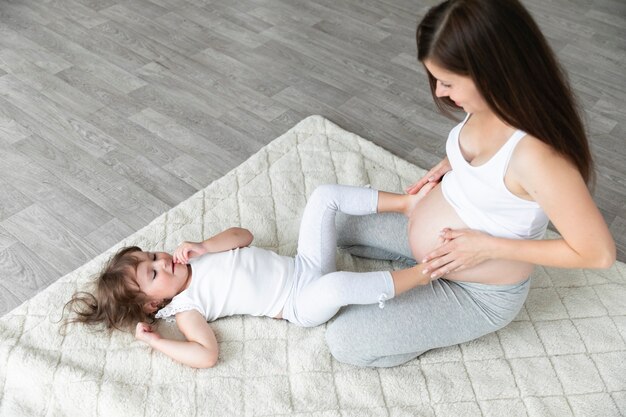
[2,0,54,26]
[0,177,32,222]
[282,0,385,26]
[23,0,108,29]
[127,86,265,160]
[0,226,18,252]
[313,15,392,45]
[0,49,105,119]
[45,17,151,73]
[338,95,442,158]
[269,109,309,133]
[243,41,368,95]
[3,149,114,238]
[99,4,208,56]
[218,106,286,145]
[84,218,136,254]
[0,25,72,74]
[1,204,98,273]
[0,242,62,314]
[192,47,288,97]
[13,133,169,230]
[271,86,354,133]
[127,107,242,173]
[162,154,223,191]
[134,53,289,122]
[71,0,117,11]
[90,19,184,63]
[248,4,323,27]
[174,5,268,49]
[198,31,356,109]
[0,76,118,158]
[260,28,397,89]
[610,214,626,262]
[196,3,274,33]
[88,106,180,168]
[119,0,172,20]
[133,61,232,119]
[0,111,31,146]
[99,148,197,207]
[2,10,147,94]
[54,66,146,117]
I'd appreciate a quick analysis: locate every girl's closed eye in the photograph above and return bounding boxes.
[152,253,157,280]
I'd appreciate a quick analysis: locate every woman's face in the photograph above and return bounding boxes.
[423,59,489,114]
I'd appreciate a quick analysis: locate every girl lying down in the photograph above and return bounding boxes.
[64,184,434,368]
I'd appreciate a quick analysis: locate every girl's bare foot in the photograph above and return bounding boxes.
[405,181,438,216]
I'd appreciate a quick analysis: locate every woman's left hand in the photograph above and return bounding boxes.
[421,228,495,279]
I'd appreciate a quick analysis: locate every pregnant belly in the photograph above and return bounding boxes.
[408,184,534,284]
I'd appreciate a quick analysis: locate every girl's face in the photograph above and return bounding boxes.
[424,59,489,114]
[133,251,191,311]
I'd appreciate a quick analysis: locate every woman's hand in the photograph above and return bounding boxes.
[421,228,496,279]
[135,322,161,345]
[405,157,451,195]
[173,241,207,264]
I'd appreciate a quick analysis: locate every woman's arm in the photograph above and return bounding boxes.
[494,139,615,268]
[135,310,219,368]
[422,138,615,278]
[173,227,254,264]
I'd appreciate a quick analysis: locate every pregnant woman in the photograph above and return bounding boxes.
[325,0,616,367]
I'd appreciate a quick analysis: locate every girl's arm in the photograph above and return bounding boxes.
[174,227,254,264]
[423,138,616,277]
[202,227,254,252]
[135,310,219,368]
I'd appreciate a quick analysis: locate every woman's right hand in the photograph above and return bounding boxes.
[405,157,451,195]
[173,241,206,264]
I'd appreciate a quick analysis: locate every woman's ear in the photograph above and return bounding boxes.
[143,300,162,314]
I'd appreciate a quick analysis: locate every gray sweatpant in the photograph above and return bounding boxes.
[281,185,395,328]
[326,211,530,367]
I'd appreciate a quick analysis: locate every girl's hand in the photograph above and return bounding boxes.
[421,228,495,279]
[405,157,451,195]
[135,322,161,345]
[173,241,207,264]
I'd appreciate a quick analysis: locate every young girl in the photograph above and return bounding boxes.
[325,0,616,367]
[64,183,437,368]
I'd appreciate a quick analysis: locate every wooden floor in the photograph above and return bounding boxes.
[0,0,624,316]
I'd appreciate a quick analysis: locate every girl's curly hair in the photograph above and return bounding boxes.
[62,246,154,332]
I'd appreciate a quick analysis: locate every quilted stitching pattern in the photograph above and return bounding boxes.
[1,116,625,417]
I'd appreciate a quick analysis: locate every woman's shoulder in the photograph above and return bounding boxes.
[512,133,571,167]
[509,133,582,188]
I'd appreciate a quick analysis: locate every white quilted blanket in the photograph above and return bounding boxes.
[1,116,625,417]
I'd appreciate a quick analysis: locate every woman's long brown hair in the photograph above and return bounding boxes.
[417,0,593,184]
[62,246,153,332]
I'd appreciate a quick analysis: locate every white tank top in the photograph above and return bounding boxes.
[441,114,549,240]
[155,246,294,322]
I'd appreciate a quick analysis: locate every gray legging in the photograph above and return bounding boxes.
[327,211,530,368]
[282,185,395,328]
